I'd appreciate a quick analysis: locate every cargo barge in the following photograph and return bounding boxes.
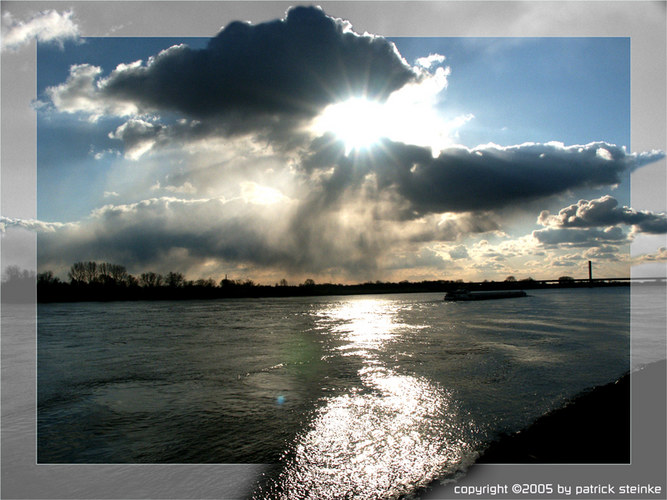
[444,290,527,301]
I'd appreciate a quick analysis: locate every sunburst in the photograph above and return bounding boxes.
[311,98,390,154]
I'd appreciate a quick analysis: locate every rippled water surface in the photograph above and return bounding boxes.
[38,287,636,498]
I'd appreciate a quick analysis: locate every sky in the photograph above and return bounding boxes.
[2,5,666,284]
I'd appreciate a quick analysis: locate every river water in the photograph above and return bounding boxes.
[38,287,635,498]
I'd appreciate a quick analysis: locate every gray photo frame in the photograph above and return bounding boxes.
[2,2,665,498]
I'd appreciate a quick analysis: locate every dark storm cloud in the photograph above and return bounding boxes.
[301,139,665,216]
[537,195,667,234]
[37,198,297,269]
[90,7,415,123]
[34,197,385,279]
[384,142,661,214]
[33,191,492,281]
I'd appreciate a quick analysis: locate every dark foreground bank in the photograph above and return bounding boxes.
[477,369,633,464]
[420,361,666,499]
[475,360,665,463]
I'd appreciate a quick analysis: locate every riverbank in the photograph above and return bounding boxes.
[24,277,635,303]
[420,363,666,498]
[474,360,665,466]
[477,368,632,464]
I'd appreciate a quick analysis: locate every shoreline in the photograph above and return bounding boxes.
[419,362,667,499]
[25,279,639,304]
[464,360,664,468]
[420,362,667,498]
[476,369,632,464]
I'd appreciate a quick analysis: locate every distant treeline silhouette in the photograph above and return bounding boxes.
[32,261,309,302]
[0,261,631,303]
[33,260,465,302]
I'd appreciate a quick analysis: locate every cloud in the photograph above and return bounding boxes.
[37,7,664,217]
[239,182,288,205]
[109,118,163,159]
[310,63,458,155]
[448,245,469,260]
[383,212,501,244]
[537,195,667,234]
[35,197,295,272]
[30,196,387,280]
[415,53,446,69]
[533,194,667,250]
[385,247,450,272]
[30,7,666,282]
[634,247,667,264]
[0,216,76,233]
[46,64,140,120]
[583,245,622,261]
[44,7,416,135]
[1,9,80,51]
[301,139,664,217]
[29,187,502,281]
[471,236,539,260]
[150,181,197,195]
[533,226,627,247]
[549,253,582,268]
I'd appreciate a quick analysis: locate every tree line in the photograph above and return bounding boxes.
[32,261,318,302]
[60,261,205,289]
[31,260,481,302]
[0,260,629,304]
[37,261,310,290]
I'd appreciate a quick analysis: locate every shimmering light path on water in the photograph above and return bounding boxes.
[255,299,477,498]
[37,288,639,498]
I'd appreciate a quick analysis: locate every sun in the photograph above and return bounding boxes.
[311,92,469,157]
[311,65,470,157]
[311,98,390,154]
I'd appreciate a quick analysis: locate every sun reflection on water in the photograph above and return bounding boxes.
[254,298,478,499]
